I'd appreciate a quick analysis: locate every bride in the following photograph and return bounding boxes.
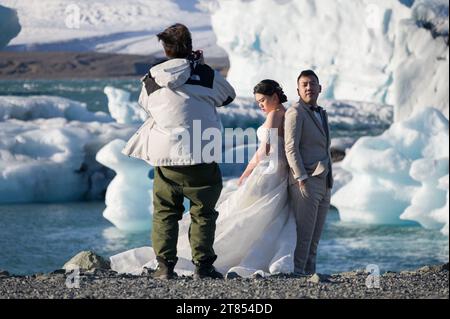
[110,80,296,278]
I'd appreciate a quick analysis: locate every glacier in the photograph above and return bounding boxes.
[1,0,226,58]
[206,0,449,119]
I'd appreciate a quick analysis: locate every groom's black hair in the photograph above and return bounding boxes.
[297,70,320,83]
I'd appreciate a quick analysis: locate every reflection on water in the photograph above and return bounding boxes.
[101,226,148,252]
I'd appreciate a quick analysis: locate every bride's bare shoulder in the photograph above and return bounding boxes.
[264,109,285,128]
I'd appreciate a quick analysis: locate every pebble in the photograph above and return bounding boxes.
[0,263,447,299]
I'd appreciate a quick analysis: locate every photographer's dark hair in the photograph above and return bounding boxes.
[253,79,288,103]
[157,23,192,59]
[297,69,320,83]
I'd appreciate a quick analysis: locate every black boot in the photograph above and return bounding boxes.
[194,264,223,279]
[152,257,177,280]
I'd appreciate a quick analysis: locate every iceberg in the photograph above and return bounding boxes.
[0,95,135,203]
[206,0,448,118]
[0,5,21,50]
[206,0,407,102]
[331,107,449,235]
[392,0,449,120]
[96,139,153,232]
[103,87,147,124]
[0,95,113,123]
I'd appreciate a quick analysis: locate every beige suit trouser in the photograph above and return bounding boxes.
[289,174,331,274]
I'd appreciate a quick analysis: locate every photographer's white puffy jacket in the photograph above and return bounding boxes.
[122,58,236,166]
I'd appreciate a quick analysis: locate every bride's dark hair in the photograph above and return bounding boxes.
[253,79,288,103]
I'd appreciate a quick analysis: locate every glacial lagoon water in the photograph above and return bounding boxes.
[0,202,448,275]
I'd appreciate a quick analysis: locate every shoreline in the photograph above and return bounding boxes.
[0,51,229,79]
[0,263,448,299]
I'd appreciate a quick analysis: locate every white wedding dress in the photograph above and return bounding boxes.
[110,125,297,277]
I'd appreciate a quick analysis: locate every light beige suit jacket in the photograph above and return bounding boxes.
[284,100,333,188]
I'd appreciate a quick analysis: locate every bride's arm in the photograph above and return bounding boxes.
[238,112,279,185]
[238,153,258,185]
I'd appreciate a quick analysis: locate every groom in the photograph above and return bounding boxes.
[284,70,333,275]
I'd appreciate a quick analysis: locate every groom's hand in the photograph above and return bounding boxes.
[299,179,308,190]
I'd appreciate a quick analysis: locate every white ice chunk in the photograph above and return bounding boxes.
[104,86,147,124]
[0,95,135,203]
[96,139,153,232]
[332,107,449,235]
[0,95,112,122]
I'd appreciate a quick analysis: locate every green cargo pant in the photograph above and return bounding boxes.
[152,162,223,266]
